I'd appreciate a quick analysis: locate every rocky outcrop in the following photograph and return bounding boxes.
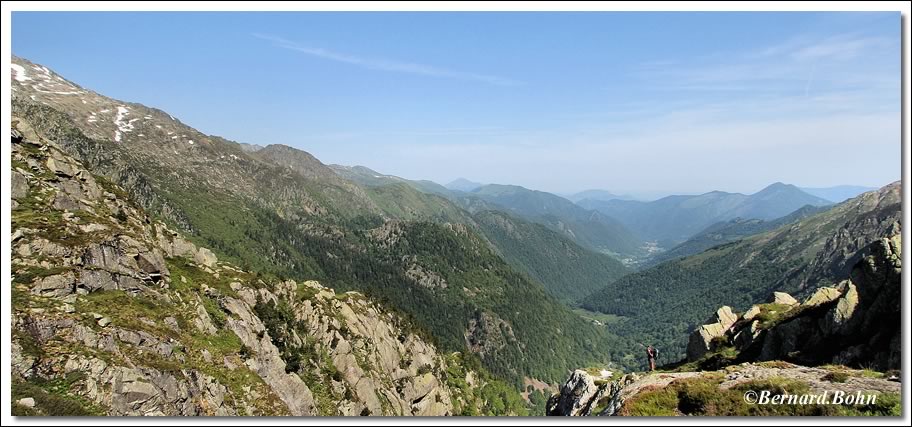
[545,370,602,416]
[686,235,901,371]
[10,121,496,416]
[464,311,519,359]
[685,306,738,361]
[547,363,900,417]
[771,292,798,306]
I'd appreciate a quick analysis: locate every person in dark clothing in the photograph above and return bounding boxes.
[646,345,658,371]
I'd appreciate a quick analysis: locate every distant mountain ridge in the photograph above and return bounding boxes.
[461,184,645,260]
[567,189,636,203]
[579,182,832,246]
[446,178,484,192]
[643,204,830,267]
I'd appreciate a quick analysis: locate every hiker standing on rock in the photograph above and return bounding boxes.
[646,345,658,371]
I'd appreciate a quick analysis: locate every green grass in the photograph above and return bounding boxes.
[620,374,901,416]
[12,264,74,286]
[167,256,241,299]
[752,303,800,329]
[75,290,180,338]
[618,384,679,416]
[11,373,105,416]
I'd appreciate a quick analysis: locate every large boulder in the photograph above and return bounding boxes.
[771,292,798,306]
[546,370,601,416]
[742,305,761,321]
[686,306,737,361]
[11,169,29,200]
[194,247,218,267]
[802,286,842,307]
[31,272,76,297]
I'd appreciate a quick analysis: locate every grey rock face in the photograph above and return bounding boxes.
[546,370,601,416]
[32,272,76,297]
[11,169,29,199]
[686,306,737,361]
[771,291,798,306]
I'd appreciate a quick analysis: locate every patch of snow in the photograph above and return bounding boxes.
[229,154,239,160]
[138,134,145,137]
[144,115,153,119]
[187,140,194,145]
[599,370,613,378]
[171,136,178,139]
[155,125,162,129]
[82,99,87,104]
[113,106,135,142]
[169,114,176,121]
[30,95,36,101]
[32,65,52,79]
[99,109,111,113]
[11,64,30,82]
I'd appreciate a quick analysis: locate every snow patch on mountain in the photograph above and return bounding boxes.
[113,106,135,142]
[11,64,31,82]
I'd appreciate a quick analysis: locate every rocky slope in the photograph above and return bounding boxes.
[10,55,620,385]
[10,120,524,416]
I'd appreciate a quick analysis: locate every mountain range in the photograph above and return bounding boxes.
[578,183,833,247]
[455,184,645,261]
[642,204,830,267]
[579,181,901,361]
[8,54,901,417]
[10,56,625,389]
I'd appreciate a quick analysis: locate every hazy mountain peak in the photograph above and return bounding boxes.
[755,181,794,193]
[445,178,484,192]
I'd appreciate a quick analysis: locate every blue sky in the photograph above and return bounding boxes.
[11,12,901,195]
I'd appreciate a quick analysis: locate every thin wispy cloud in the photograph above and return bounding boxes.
[789,35,890,62]
[253,33,522,86]
[633,31,897,105]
